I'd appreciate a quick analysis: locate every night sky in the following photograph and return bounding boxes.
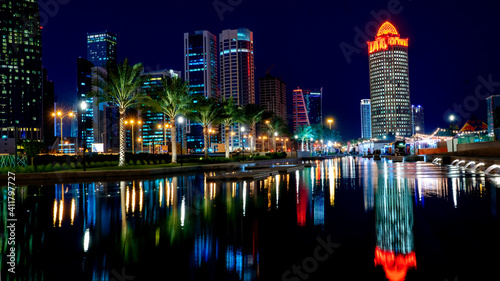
[41,0,500,140]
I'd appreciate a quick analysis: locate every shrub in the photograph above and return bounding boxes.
[61,163,70,170]
[89,162,96,168]
[94,162,102,168]
[45,164,54,172]
[76,163,83,169]
[53,163,61,171]
[103,161,111,167]
[70,162,76,169]
[160,159,166,164]
[25,166,35,173]
[128,160,134,166]
[0,167,9,174]
[36,165,44,172]
[149,160,154,165]
[155,159,160,164]
[112,161,119,166]
[136,160,142,165]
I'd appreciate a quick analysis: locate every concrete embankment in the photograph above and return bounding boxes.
[1,158,302,184]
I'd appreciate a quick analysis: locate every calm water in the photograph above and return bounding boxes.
[2,157,500,281]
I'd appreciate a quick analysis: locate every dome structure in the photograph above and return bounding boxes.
[377,21,399,37]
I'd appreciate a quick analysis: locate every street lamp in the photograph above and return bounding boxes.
[52,110,75,154]
[125,119,141,154]
[138,138,143,153]
[449,114,456,152]
[327,118,333,130]
[178,116,184,166]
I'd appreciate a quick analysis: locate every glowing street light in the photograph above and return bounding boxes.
[52,110,75,154]
[327,118,333,130]
[125,119,141,154]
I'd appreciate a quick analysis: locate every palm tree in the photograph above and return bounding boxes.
[147,77,192,164]
[189,95,221,159]
[240,104,265,155]
[263,117,287,151]
[294,125,314,151]
[90,59,149,166]
[220,97,241,158]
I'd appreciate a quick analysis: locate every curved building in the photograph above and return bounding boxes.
[368,22,411,138]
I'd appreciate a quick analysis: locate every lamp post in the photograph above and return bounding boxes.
[52,111,75,154]
[274,131,278,152]
[327,118,333,130]
[241,126,246,160]
[125,120,141,154]
[80,102,88,171]
[178,116,184,166]
[138,138,143,153]
[449,114,455,152]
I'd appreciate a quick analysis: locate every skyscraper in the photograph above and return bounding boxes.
[259,73,287,122]
[184,30,218,152]
[411,105,424,134]
[76,57,94,150]
[219,28,255,150]
[42,68,55,146]
[292,88,310,132]
[486,95,500,138]
[305,88,322,125]
[368,21,411,138]
[140,69,181,152]
[1,0,43,140]
[86,31,117,67]
[360,99,372,139]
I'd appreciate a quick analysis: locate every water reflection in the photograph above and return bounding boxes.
[1,158,500,280]
[374,176,416,281]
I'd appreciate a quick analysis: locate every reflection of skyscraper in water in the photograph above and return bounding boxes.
[374,178,416,281]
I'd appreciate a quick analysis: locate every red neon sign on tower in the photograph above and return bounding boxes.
[367,21,408,54]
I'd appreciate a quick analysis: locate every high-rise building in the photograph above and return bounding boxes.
[306,88,322,125]
[140,69,181,152]
[86,31,117,67]
[361,99,372,139]
[368,21,411,138]
[259,74,287,122]
[411,105,424,135]
[487,95,500,138]
[292,87,323,132]
[76,58,94,150]
[184,30,219,152]
[219,28,255,150]
[1,0,43,140]
[292,88,310,132]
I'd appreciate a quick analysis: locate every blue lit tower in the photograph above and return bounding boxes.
[140,69,181,152]
[184,30,219,152]
[486,95,500,139]
[77,58,94,150]
[361,99,372,138]
[0,0,43,140]
[219,28,255,151]
[86,31,117,67]
[305,88,323,126]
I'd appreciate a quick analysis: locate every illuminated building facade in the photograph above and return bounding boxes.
[140,69,181,151]
[368,21,412,138]
[292,88,310,132]
[219,28,255,150]
[86,31,117,67]
[411,104,424,135]
[259,74,287,122]
[361,99,372,139]
[1,0,43,140]
[486,95,500,138]
[76,58,94,150]
[184,30,219,152]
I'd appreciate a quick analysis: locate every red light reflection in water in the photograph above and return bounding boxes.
[374,247,416,281]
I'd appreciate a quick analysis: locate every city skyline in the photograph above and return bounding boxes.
[40,0,500,140]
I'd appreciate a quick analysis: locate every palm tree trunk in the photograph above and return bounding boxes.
[204,126,209,159]
[171,123,177,163]
[301,139,305,151]
[119,109,126,166]
[225,125,230,158]
[273,138,277,152]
